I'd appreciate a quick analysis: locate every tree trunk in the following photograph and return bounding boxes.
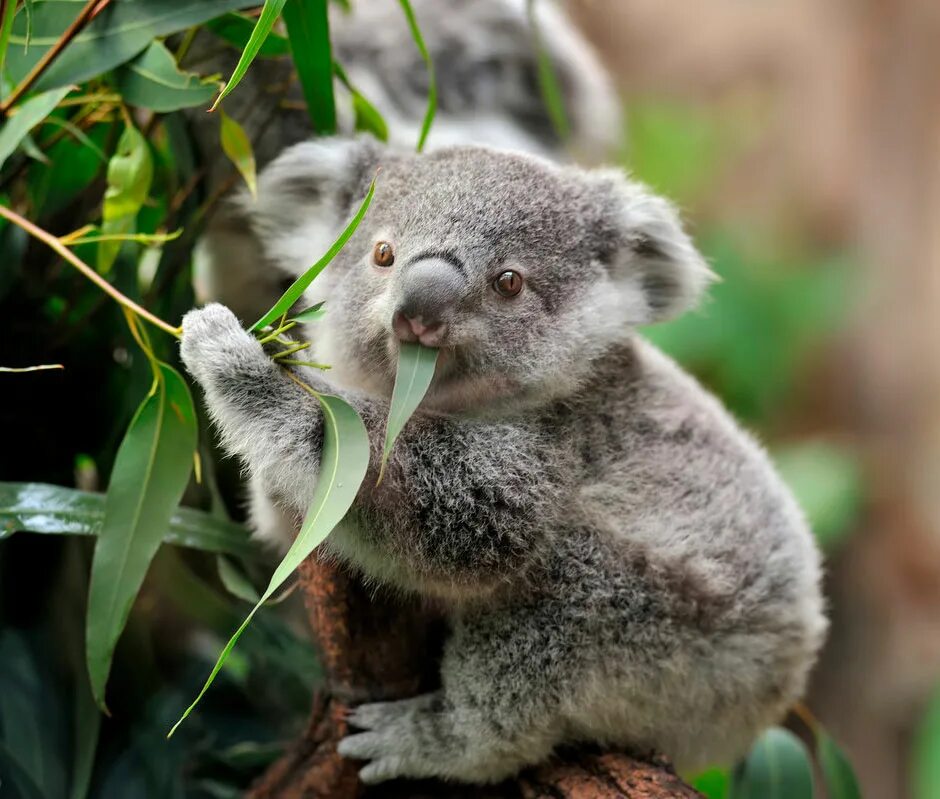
[246,557,702,799]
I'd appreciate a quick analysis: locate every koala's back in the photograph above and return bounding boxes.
[518,337,826,768]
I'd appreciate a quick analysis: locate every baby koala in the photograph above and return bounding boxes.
[180,139,827,785]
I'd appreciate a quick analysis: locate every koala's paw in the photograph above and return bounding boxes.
[179,303,261,384]
[338,694,449,784]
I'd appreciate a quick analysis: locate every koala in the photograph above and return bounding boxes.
[190,0,621,321]
[180,138,827,784]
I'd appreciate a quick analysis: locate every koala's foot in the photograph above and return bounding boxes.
[179,302,263,385]
[338,691,540,785]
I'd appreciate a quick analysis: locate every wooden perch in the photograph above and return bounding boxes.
[247,557,702,799]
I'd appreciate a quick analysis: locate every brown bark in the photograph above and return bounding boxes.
[246,557,701,799]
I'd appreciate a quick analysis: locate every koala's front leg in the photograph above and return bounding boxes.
[180,303,324,508]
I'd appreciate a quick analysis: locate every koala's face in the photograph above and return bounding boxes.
[244,140,711,409]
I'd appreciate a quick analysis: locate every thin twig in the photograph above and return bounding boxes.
[0,0,112,115]
[0,204,181,338]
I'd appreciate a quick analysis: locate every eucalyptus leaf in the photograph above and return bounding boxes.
[210,0,288,112]
[251,178,375,331]
[0,482,256,557]
[334,61,387,142]
[282,0,335,133]
[732,727,814,799]
[0,743,46,799]
[216,556,260,604]
[817,730,862,799]
[289,302,326,324]
[397,0,435,151]
[85,363,197,711]
[115,40,217,112]
[220,109,256,198]
[99,124,153,273]
[913,684,940,799]
[205,13,290,57]
[0,0,17,74]
[5,0,258,92]
[525,0,570,140]
[380,342,438,481]
[0,85,71,172]
[169,391,369,736]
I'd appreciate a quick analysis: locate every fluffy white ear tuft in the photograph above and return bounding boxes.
[597,172,714,325]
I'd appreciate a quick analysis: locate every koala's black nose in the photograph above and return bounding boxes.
[393,256,465,346]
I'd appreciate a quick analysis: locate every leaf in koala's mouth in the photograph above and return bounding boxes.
[379,343,440,483]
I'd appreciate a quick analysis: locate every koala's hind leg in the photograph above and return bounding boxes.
[338,605,567,784]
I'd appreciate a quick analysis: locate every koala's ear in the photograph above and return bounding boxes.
[245,137,386,274]
[593,172,714,324]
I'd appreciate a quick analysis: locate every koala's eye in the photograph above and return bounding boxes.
[373,241,395,268]
[493,270,523,298]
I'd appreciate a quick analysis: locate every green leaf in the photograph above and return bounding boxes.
[690,767,730,799]
[205,13,290,57]
[774,440,863,551]
[288,302,325,323]
[913,683,940,799]
[85,363,197,711]
[0,743,46,799]
[115,40,217,112]
[216,555,260,604]
[0,482,256,557]
[817,730,862,799]
[0,0,17,74]
[251,177,375,331]
[525,0,569,141]
[98,123,153,273]
[380,342,438,481]
[282,0,336,133]
[334,61,388,142]
[219,109,256,199]
[397,0,435,151]
[732,727,814,799]
[210,0,288,112]
[169,390,369,736]
[0,85,71,172]
[5,0,258,92]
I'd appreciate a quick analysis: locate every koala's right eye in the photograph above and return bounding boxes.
[373,241,395,268]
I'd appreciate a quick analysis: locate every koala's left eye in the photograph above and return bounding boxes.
[493,270,523,298]
[373,241,395,268]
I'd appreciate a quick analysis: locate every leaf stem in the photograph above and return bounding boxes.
[0,204,182,338]
[0,0,112,115]
[272,341,310,359]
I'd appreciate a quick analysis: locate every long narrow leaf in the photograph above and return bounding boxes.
[210,0,288,112]
[0,0,17,74]
[0,85,71,171]
[525,0,570,140]
[220,109,257,198]
[85,363,197,711]
[250,178,375,331]
[380,342,438,481]
[0,481,256,557]
[397,0,436,152]
[205,13,290,57]
[282,0,336,133]
[334,60,387,142]
[169,390,369,736]
[817,730,862,799]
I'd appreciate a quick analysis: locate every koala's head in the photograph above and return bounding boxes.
[240,138,711,409]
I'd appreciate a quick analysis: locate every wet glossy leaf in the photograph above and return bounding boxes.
[817,730,862,799]
[115,40,217,112]
[0,482,256,557]
[251,178,375,331]
[98,124,153,272]
[0,85,71,172]
[380,342,438,481]
[397,0,435,151]
[170,391,369,736]
[206,13,290,57]
[85,363,197,711]
[282,0,335,133]
[220,109,256,199]
[732,727,813,799]
[5,0,257,92]
[210,0,288,111]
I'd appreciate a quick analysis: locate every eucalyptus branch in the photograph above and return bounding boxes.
[0,204,182,338]
[0,0,112,115]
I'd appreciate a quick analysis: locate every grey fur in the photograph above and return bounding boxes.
[190,0,621,321]
[180,140,827,784]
